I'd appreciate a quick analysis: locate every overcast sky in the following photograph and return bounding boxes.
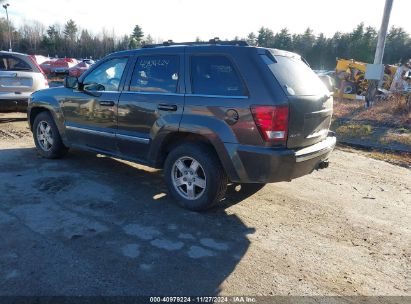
[5,0,411,41]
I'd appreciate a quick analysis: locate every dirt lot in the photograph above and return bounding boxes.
[0,112,410,296]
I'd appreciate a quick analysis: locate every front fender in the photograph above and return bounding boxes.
[28,89,69,146]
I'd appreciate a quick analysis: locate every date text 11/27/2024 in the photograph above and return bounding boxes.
[149,296,257,303]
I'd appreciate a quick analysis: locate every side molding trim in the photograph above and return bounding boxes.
[66,125,115,138]
[66,125,150,144]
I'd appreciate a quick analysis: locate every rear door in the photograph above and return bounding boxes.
[182,48,264,148]
[0,54,35,96]
[261,49,333,149]
[116,51,185,161]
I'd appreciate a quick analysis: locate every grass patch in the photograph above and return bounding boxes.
[333,100,362,119]
[379,131,411,146]
[396,127,408,134]
[337,145,411,168]
[368,150,411,168]
[334,96,411,127]
[336,123,373,138]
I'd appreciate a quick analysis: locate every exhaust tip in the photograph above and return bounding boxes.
[318,160,329,170]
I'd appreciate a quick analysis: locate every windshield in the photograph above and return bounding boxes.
[263,50,328,96]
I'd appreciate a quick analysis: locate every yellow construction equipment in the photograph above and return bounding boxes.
[335,59,397,100]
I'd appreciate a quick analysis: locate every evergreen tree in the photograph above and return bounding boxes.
[145,34,154,45]
[63,19,78,41]
[384,26,411,64]
[2,18,411,69]
[246,32,257,46]
[273,28,293,50]
[130,25,144,48]
[257,27,274,47]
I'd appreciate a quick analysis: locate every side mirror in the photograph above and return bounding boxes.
[64,76,79,89]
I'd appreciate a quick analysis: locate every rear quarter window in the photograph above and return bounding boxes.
[0,55,33,72]
[190,55,246,96]
[262,51,328,96]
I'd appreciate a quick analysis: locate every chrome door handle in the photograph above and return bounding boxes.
[157,104,177,111]
[99,100,115,106]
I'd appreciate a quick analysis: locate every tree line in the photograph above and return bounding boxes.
[245,24,411,69]
[0,18,410,69]
[0,19,151,60]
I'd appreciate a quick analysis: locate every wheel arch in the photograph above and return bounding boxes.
[28,103,69,146]
[149,131,240,182]
[29,106,51,130]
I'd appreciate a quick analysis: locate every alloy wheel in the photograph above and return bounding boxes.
[36,120,54,151]
[172,156,207,200]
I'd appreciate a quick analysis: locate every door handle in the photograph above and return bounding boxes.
[99,100,115,106]
[157,104,177,111]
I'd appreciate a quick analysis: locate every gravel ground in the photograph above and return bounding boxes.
[0,112,410,297]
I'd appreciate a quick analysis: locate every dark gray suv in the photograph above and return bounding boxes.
[28,40,336,211]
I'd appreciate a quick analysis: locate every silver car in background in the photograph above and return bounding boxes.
[0,51,49,112]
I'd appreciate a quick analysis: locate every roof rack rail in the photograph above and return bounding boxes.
[142,37,249,48]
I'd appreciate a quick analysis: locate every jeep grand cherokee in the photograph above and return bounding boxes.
[28,39,336,211]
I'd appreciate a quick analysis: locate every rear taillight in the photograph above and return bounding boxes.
[251,105,289,142]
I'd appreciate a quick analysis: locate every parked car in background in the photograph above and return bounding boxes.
[39,60,55,75]
[28,40,335,211]
[0,51,49,112]
[40,58,78,76]
[68,61,92,78]
[82,58,95,65]
[51,58,78,75]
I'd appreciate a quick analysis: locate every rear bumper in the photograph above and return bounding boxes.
[225,135,336,183]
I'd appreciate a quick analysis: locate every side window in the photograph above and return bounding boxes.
[0,55,32,71]
[83,57,128,91]
[191,55,246,96]
[130,55,179,93]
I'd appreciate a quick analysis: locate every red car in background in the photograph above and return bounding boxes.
[68,61,91,78]
[40,58,78,76]
[51,58,78,75]
[39,60,54,75]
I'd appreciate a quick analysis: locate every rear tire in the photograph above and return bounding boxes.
[164,143,228,211]
[33,111,68,159]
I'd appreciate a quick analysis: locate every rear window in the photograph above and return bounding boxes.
[262,51,328,96]
[191,55,246,96]
[0,55,33,72]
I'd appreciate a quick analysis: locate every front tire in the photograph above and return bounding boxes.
[33,111,68,159]
[164,143,228,211]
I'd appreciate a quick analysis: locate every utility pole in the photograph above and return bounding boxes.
[365,0,394,107]
[2,3,12,52]
[374,0,394,65]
